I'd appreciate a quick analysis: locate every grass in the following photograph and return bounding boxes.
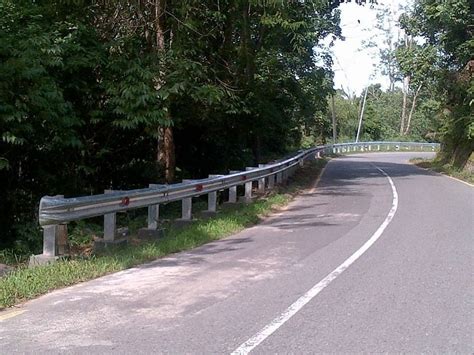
[410,157,474,184]
[0,159,327,309]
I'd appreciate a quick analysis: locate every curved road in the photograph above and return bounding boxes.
[1,152,473,353]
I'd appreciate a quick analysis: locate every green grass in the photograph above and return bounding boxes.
[0,159,327,309]
[411,157,474,184]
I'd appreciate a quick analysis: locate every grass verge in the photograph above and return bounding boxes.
[410,157,474,185]
[0,159,327,310]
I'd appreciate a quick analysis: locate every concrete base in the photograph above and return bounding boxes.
[29,255,61,267]
[0,263,13,277]
[239,196,254,204]
[223,200,242,205]
[173,219,194,229]
[94,237,129,251]
[201,210,219,216]
[137,228,165,240]
[116,227,130,238]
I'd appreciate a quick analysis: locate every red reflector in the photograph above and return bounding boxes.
[195,184,203,192]
[120,197,130,206]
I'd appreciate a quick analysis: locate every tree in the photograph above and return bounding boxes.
[362,5,402,92]
[398,0,473,167]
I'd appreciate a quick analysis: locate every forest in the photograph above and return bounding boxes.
[0,0,472,255]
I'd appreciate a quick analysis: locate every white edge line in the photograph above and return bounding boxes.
[412,164,473,188]
[230,165,399,355]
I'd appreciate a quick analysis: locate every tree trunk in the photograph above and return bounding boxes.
[405,83,423,135]
[154,0,176,182]
[157,126,175,183]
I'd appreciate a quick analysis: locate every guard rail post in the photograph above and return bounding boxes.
[29,195,65,266]
[282,165,288,183]
[242,168,254,203]
[257,165,266,193]
[181,198,192,220]
[180,180,194,220]
[276,171,283,184]
[206,175,223,213]
[103,189,117,242]
[147,184,161,229]
[267,169,275,189]
[228,171,240,203]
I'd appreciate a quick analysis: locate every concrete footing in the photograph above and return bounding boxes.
[137,228,165,240]
[29,255,61,267]
[94,237,129,251]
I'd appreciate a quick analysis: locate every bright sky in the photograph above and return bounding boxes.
[330,0,406,96]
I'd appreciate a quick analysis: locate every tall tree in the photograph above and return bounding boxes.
[399,0,473,167]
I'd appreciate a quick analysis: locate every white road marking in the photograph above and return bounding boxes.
[231,165,399,355]
[413,164,474,187]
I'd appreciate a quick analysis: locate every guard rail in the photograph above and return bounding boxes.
[31,141,439,265]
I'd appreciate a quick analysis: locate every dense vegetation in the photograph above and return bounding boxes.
[0,0,345,253]
[330,0,472,150]
[397,0,473,167]
[0,0,471,255]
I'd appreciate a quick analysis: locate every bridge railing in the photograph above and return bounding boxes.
[31,141,439,265]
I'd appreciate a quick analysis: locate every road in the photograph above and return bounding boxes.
[1,152,473,354]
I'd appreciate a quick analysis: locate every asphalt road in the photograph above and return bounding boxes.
[1,152,473,354]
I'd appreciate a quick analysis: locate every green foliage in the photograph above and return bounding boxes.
[399,0,473,168]
[0,0,344,252]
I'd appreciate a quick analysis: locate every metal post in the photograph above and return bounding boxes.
[103,189,116,241]
[356,86,368,143]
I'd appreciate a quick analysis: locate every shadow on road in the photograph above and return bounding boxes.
[138,154,439,270]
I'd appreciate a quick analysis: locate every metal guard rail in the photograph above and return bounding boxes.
[39,147,320,226]
[38,141,439,226]
[30,141,439,265]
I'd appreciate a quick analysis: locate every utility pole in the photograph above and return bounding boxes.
[355,86,368,143]
[331,94,337,144]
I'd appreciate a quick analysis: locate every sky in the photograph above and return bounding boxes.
[329,0,405,96]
